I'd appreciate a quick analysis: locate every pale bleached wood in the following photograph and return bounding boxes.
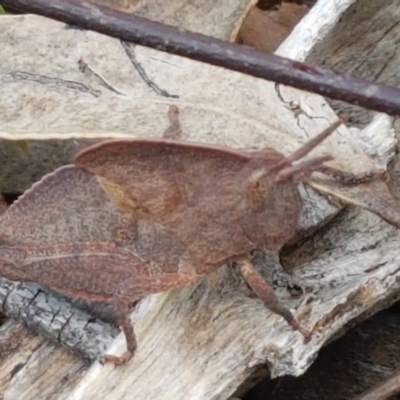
[276,0,356,61]
[91,0,257,40]
[0,2,399,400]
[130,0,258,41]
[0,321,46,393]
[0,320,88,400]
[3,342,88,400]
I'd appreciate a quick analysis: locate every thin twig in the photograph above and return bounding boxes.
[4,0,400,116]
[353,367,400,400]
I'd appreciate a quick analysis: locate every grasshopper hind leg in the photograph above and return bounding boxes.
[100,295,138,366]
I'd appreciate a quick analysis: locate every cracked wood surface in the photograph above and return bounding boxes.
[1,1,400,400]
[0,280,119,361]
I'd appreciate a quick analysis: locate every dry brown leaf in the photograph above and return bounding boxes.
[239,3,309,52]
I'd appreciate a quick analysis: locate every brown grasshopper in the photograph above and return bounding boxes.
[0,165,204,364]
[0,106,347,364]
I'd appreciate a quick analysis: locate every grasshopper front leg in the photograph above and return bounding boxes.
[238,258,311,342]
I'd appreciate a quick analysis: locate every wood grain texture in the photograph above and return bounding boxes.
[276,0,356,61]
[0,319,89,400]
[307,0,400,127]
[90,0,256,40]
[129,0,257,41]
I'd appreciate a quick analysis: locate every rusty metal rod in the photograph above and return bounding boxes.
[4,0,400,116]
